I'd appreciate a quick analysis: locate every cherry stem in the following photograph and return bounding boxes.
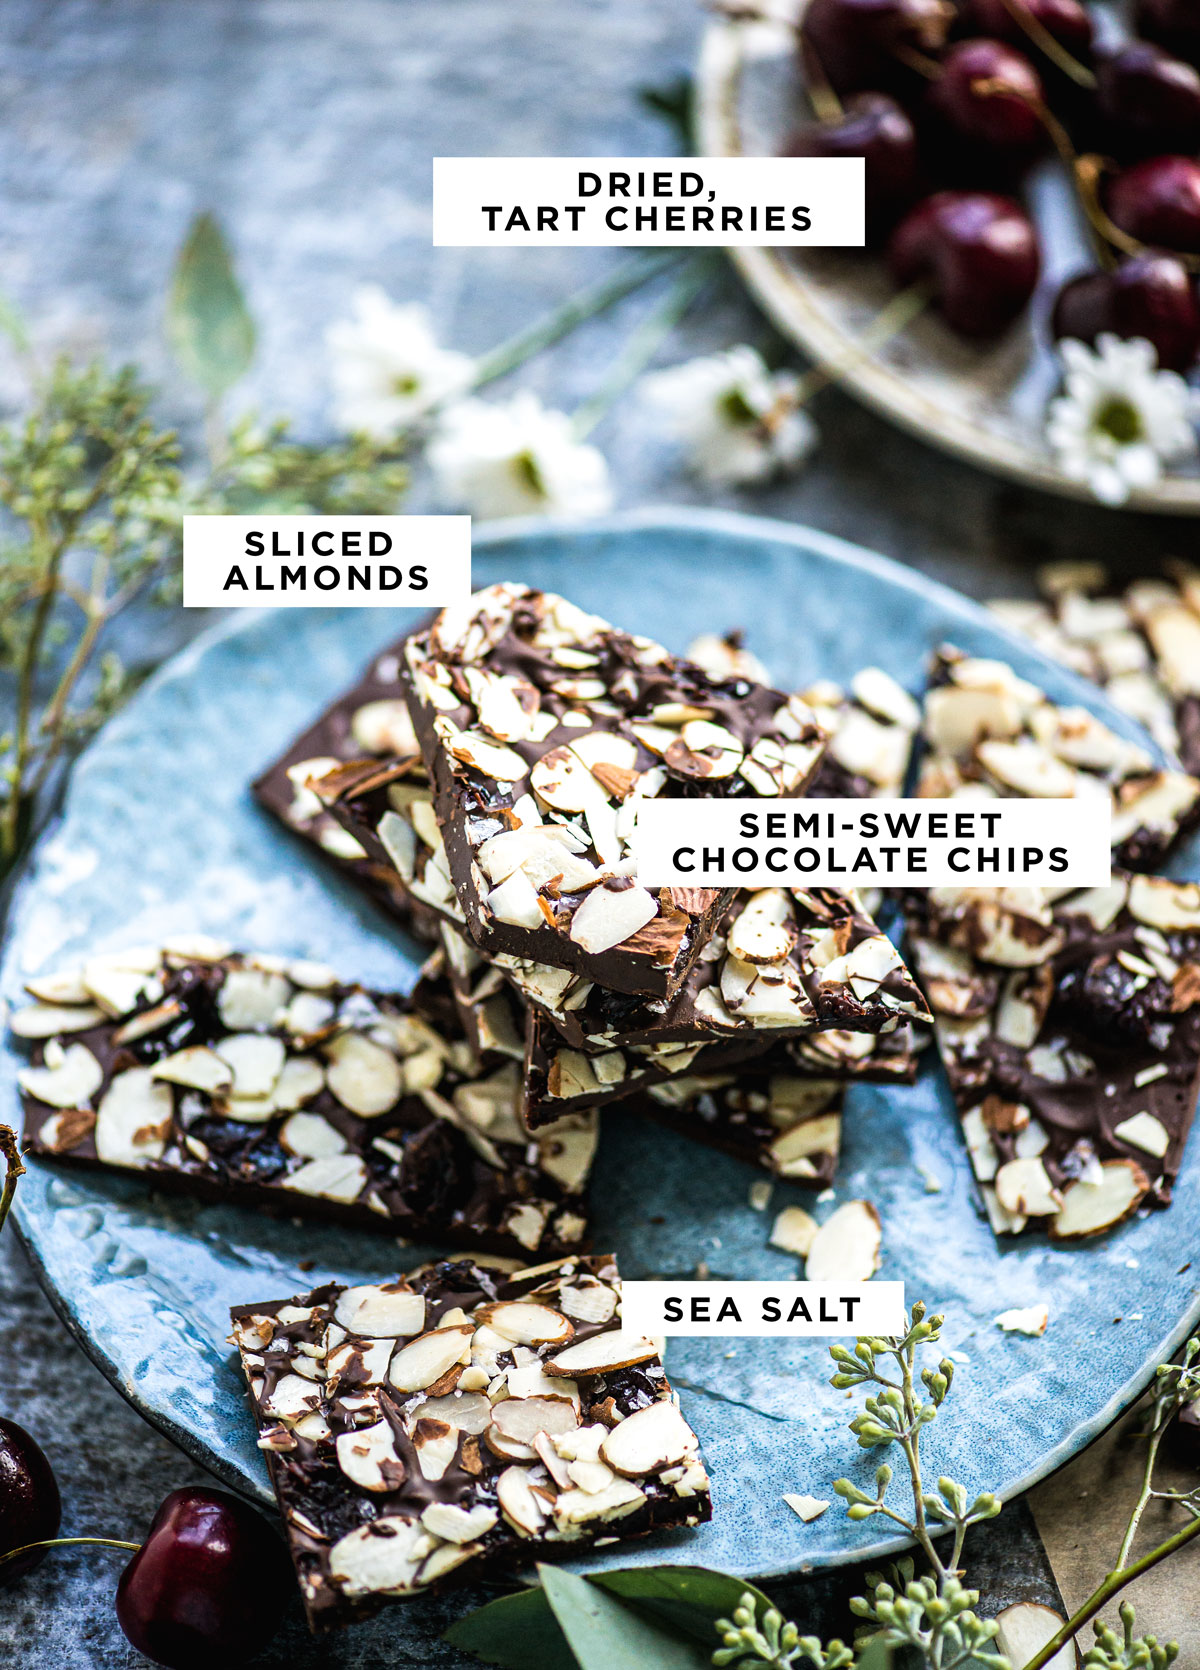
[890,42,942,80]
[0,1126,25,1238]
[0,1536,141,1571]
[792,277,934,408]
[997,0,1095,87]
[1072,153,1200,276]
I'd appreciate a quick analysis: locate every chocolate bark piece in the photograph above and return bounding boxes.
[251,633,450,940]
[639,1060,845,1183]
[397,584,829,998]
[229,1253,711,1628]
[473,888,930,1058]
[12,940,594,1260]
[907,875,1200,1240]
[988,560,1200,775]
[917,645,1200,871]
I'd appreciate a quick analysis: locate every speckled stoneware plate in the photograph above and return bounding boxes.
[5,508,1200,1585]
[695,7,1200,514]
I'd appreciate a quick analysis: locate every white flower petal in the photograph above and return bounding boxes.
[427,392,613,520]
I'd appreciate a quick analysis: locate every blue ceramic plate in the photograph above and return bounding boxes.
[5,508,1199,1584]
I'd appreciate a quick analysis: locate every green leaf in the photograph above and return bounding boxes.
[443,1584,577,1670]
[538,1565,710,1670]
[854,1634,895,1670]
[166,212,255,399]
[592,1565,779,1646]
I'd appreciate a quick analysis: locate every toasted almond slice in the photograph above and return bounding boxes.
[279,1112,346,1160]
[388,1325,474,1394]
[217,967,291,1031]
[804,1200,881,1281]
[328,1518,424,1596]
[420,1502,498,1544]
[281,1154,367,1202]
[495,1465,547,1536]
[557,1281,618,1325]
[18,1043,103,1109]
[412,1417,460,1481]
[23,968,90,1005]
[568,885,658,955]
[335,1283,426,1338]
[1050,1160,1150,1241]
[770,1205,819,1258]
[272,1055,326,1111]
[475,1302,574,1348]
[261,1371,322,1422]
[1113,1110,1171,1159]
[325,1031,403,1118]
[485,1396,579,1461]
[335,1419,404,1493]
[10,1001,106,1039]
[1127,875,1200,933]
[783,1493,830,1522]
[544,1330,658,1378]
[214,1033,285,1099]
[551,1477,646,1526]
[152,1046,233,1095]
[94,1068,172,1168]
[412,1391,492,1435]
[994,1158,1061,1218]
[993,1604,1074,1670]
[600,1399,693,1477]
[351,698,420,756]
[995,1304,1049,1336]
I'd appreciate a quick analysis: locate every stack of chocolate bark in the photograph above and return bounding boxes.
[257,582,932,1191]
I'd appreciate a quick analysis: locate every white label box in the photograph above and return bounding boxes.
[182,515,471,608]
[622,1281,907,1337]
[433,156,865,247]
[629,797,1113,888]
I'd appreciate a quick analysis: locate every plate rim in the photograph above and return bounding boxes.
[7,503,1197,1577]
[694,17,1200,517]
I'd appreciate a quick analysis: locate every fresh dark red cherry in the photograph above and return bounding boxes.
[1138,0,1200,69]
[1052,252,1200,371]
[959,0,1093,59]
[1095,42,1200,157]
[925,37,1046,173]
[786,92,920,240]
[115,1487,293,1669]
[1106,155,1200,256]
[888,190,1041,335]
[799,0,952,94]
[0,1418,61,1585]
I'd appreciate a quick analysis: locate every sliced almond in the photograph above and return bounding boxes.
[1050,1160,1150,1241]
[994,1158,1061,1218]
[325,1031,402,1118]
[805,1201,881,1282]
[335,1419,404,1493]
[600,1399,694,1477]
[151,1047,234,1095]
[783,1493,831,1522]
[420,1502,498,1544]
[351,698,420,756]
[278,1112,346,1160]
[413,1417,460,1481]
[389,1325,473,1393]
[544,1330,658,1378]
[411,1391,493,1434]
[495,1465,547,1535]
[217,967,291,1031]
[1127,875,1200,933]
[557,1280,618,1326]
[18,1043,103,1109]
[334,1284,426,1338]
[9,1001,107,1039]
[476,1302,574,1348]
[24,968,90,1005]
[273,1055,326,1111]
[94,1069,173,1168]
[552,1477,645,1527]
[1113,1110,1170,1159]
[993,1603,1074,1670]
[281,1154,367,1202]
[770,1205,819,1258]
[214,1033,285,1099]
[568,885,658,955]
[327,1517,425,1596]
[995,1304,1049,1337]
[486,1396,579,1460]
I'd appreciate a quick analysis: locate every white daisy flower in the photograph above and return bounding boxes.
[427,391,613,520]
[326,286,473,437]
[642,344,818,486]
[1046,333,1198,506]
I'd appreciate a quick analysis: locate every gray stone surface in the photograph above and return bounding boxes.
[0,0,1192,1664]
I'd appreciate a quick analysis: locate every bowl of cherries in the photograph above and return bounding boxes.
[696,0,1200,509]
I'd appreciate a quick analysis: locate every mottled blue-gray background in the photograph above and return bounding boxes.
[1,2,1196,1665]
